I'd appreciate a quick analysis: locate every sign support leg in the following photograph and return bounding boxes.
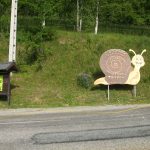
[108,85,110,101]
[133,85,136,97]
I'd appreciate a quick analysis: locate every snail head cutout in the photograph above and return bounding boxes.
[129,49,146,68]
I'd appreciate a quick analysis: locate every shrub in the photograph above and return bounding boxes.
[77,73,93,89]
[24,42,40,65]
[17,42,46,66]
[41,27,56,41]
[30,27,56,43]
[17,27,56,68]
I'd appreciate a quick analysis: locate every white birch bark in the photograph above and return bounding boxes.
[79,18,82,31]
[95,0,99,35]
[95,16,98,34]
[77,0,80,32]
[42,17,46,28]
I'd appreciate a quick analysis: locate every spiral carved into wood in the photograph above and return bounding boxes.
[100,49,132,84]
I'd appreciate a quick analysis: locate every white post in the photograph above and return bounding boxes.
[108,85,110,101]
[9,0,18,62]
[133,85,136,97]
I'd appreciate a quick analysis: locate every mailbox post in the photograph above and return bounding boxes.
[0,62,17,104]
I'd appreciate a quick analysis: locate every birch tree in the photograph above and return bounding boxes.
[79,0,82,31]
[95,0,99,34]
[38,0,52,28]
[77,0,80,31]
[77,0,83,32]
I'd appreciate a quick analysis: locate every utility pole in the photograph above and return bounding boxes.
[9,0,18,62]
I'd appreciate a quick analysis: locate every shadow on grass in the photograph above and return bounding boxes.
[11,84,20,90]
[92,71,105,80]
[0,95,7,102]
[0,84,19,103]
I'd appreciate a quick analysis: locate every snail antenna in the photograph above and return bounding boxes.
[129,49,136,55]
[141,49,146,56]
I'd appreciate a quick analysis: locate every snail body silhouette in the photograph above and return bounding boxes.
[94,49,146,86]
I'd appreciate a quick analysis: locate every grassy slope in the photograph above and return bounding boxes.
[0,31,150,108]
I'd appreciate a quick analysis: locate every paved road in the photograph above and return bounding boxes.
[0,105,150,150]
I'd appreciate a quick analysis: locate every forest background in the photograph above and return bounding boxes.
[0,0,150,33]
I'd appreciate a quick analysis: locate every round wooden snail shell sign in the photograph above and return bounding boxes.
[100,49,132,84]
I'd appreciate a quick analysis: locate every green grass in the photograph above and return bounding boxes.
[0,33,9,62]
[0,30,150,108]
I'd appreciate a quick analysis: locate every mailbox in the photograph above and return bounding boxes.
[0,62,18,104]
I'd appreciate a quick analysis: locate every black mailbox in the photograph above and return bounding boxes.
[0,62,18,104]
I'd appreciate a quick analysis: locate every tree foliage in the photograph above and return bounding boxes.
[0,0,150,31]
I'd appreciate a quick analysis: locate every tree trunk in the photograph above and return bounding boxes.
[42,17,46,28]
[79,18,82,31]
[77,0,80,32]
[95,16,98,34]
[95,0,99,34]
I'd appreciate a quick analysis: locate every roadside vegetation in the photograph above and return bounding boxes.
[0,30,150,108]
[0,0,150,108]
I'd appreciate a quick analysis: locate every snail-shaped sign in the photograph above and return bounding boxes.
[94,49,146,86]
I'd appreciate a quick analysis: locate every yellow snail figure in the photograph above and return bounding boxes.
[94,49,146,86]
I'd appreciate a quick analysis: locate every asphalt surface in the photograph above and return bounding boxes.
[0,105,150,150]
